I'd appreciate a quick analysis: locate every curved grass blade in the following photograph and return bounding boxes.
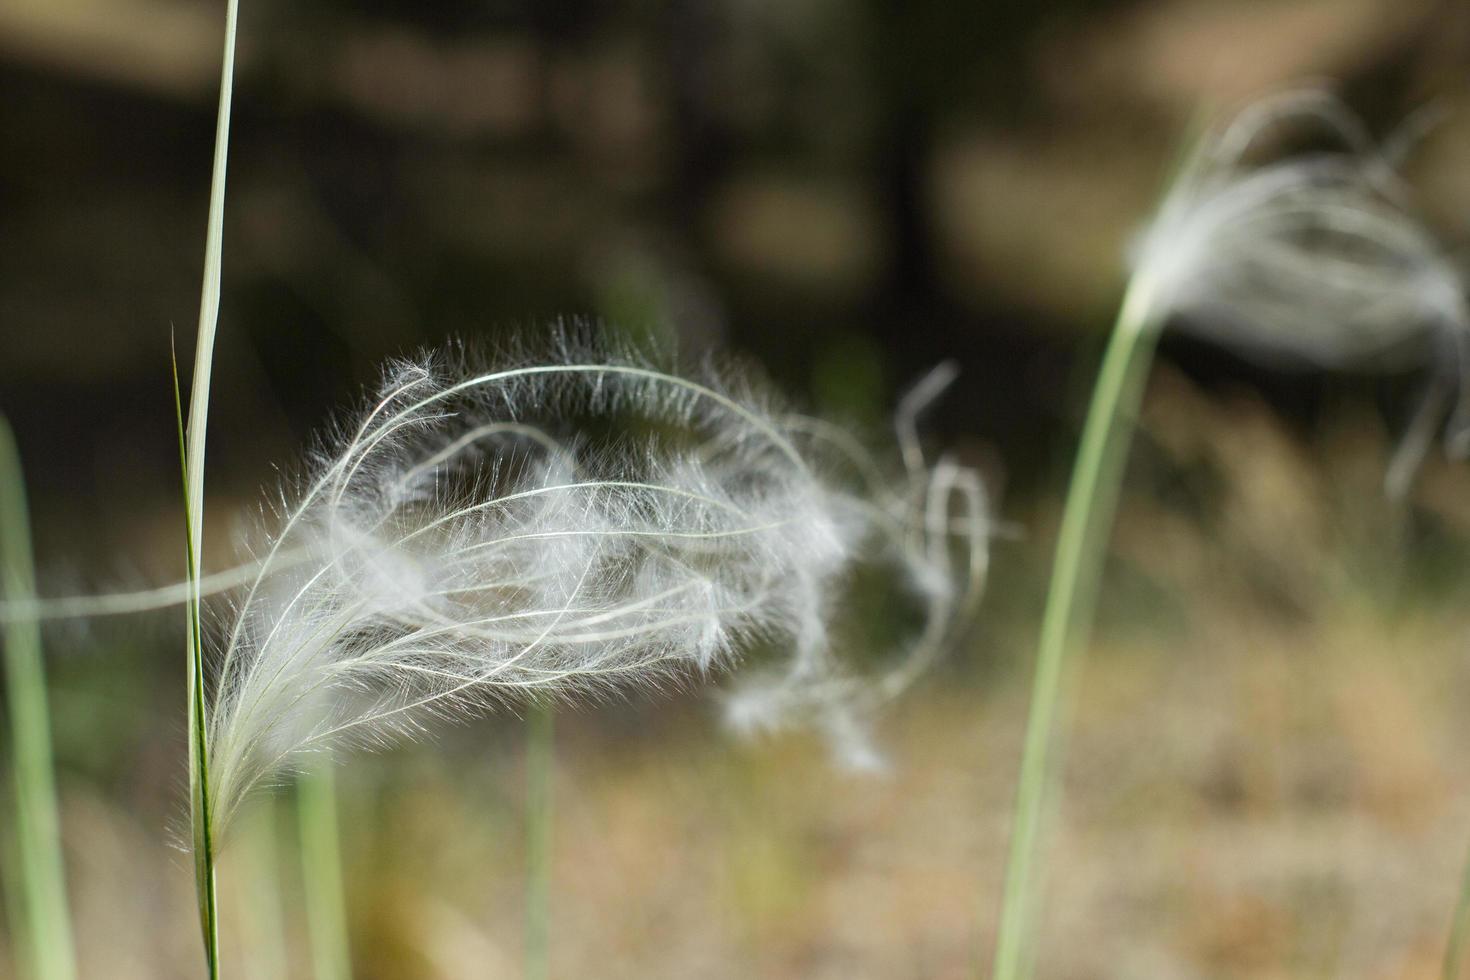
[989,112,1217,979]
[990,278,1163,980]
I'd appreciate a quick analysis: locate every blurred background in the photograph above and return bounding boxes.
[6,0,1470,976]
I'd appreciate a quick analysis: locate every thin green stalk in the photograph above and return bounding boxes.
[184,0,240,974]
[239,799,289,980]
[526,703,555,980]
[0,417,76,980]
[991,276,1162,980]
[0,794,29,976]
[1443,836,1470,979]
[298,762,351,980]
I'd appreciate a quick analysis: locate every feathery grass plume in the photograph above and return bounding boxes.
[200,337,989,843]
[991,88,1464,980]
[0,417,76,980]
[1130,87,1470,497]
[720,361,989,770]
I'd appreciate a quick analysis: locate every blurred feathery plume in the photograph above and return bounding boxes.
[202,335,988,841]
[1129,88,1470,496]
[993,87,1463,980]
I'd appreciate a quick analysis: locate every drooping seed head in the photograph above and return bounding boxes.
[1129,88,1470,491]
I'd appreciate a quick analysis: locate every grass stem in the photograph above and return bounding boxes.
[991,276,1162,980]
[299,762,352,980]
[526,703,555,980]
[239,799,289,980]
[176,344,220,980]
[0,417,76,980]
[1443,835,1470,979]
[183,0,240,974]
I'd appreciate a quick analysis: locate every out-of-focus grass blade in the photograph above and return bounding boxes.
[989,114,1211,980]
[239,800,289,980]
[526,704,554,980]
[299,762,351,980]
[0,416,77,980]
[990,278,1163,980]
[1443,841,1470,979]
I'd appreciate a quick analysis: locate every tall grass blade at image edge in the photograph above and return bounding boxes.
[526,703,554,980]
[1443,834,1470,979]
[0,417,77,980]
[991,276,1162,980]
[183,0,239,972]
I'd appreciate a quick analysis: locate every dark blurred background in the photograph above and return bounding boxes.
[1,0,1467,572]
[8,1,1470,977]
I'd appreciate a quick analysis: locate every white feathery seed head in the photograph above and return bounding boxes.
[203,334,989,838]
[1129,89,1470,492]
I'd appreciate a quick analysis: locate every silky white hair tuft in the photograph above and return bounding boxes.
[202,335,989,838]
[1129,88,1470,495]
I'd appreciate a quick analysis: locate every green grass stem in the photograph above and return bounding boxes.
[1444,836,1470,979]
[176,344,219,980]
[183,0,240,974]
[239,800,289,980]
[526,703,555,980]
[299,763,351,980]
[0,417,76,980]
[991,275,1162,980]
